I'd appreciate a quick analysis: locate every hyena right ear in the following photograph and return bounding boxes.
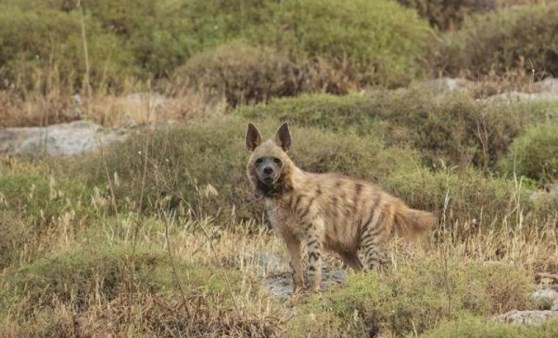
[245,123,262,151]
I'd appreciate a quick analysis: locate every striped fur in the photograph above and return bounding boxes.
[246,123,436,292]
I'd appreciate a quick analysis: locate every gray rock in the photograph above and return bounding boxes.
[0,121,127,156]
[534,78,558,94]
[494,310,558,325]
[532,287,558,310]
[126,92,168,108]
[255,252,284,271]
[552,299,558,311]
[485,91,558,102]
[420,78,472,92]
[264,267,346,300]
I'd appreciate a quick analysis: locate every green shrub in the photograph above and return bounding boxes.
[398,0,496,30]
[441,3,558,77]
[173,42,298,107]
[288,258,532,337]
[0,5,136,92]
[0,166,91,226]
[419,315,558,338]
[502,124,558,185]
[83,0,198,78]
[0,212,31,269]
[2,244,239,314]
[174,0,434,87]
[237,90,531,170]
[384,167,536,234]
[4,0,434,88]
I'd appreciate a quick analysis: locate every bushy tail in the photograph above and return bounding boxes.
[394,205,436,240]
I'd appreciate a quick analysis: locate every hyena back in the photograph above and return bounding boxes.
[245,122,436,292]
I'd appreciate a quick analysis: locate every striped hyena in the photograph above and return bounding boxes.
[245,122,436,292]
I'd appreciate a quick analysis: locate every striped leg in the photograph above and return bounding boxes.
[360,210,391,270]
[306,232,322,291]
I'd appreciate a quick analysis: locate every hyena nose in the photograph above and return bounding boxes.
[263,166,273,175]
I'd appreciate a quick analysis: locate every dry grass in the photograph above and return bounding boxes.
[0,87,218,129]
[0,152,557,337]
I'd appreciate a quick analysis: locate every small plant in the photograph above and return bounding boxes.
[502,124,558,185]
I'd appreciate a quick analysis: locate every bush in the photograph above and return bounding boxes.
[3,0,434,89]
[2,244,238,313]
[0,165,91,226]
[174,0,434,87]
[440,3,558,77]
[237,90,530,170]
[0,5,136,92]
[384,167,536,235]
[0,212,31,269]
[264,0,435,87]
[502,124,558,185]
[173,42,298,107]
[174,41,363,107]
[398,0,496,30]
[288,257,532,337]
[0,243,264,337]
[419,315,558,338]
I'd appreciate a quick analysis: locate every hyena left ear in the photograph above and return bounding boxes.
[246,123,262,151]
[275,122,292,151]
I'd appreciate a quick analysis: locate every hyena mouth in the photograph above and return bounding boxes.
[261,177,276,185]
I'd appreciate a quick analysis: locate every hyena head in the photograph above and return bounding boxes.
[245,122,294,197]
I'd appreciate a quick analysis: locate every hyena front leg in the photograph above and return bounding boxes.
[268,201,304,291]
[282,232,304,292]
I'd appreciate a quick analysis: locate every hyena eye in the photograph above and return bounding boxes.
[255,158,263,164]
[274,158,281,164]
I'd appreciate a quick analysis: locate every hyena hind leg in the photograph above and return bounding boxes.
[360,242,390,271]
[359,213,392,271]
[339,250,363,271]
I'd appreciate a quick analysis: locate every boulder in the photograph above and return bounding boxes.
[0,121,126,157]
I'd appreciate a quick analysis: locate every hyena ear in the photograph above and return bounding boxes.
[275,122,292,151]
[245,123,262,151]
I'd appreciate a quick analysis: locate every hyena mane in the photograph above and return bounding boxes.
[245,122,436,292]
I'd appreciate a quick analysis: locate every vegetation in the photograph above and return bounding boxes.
[237,90,558,170]
[440,3,558,77]
[502,124,558,185]
[1,0,558,336]
[289,257,532,336]
[420,315,558,338]
[398,0,497,31]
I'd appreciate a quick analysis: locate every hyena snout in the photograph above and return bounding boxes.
[256,157,282,184]
[263,166,273,175]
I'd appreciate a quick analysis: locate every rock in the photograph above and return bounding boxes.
[532,287,558,310]
[0,121,127,157]
[485,91,558,102]
[534,78,558,94]
[126,92,168,108]
[264,267,346,300]
[255,252,284,271]
[552,299,558,311]
[420,78,472,92]
[494,310,558,325]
